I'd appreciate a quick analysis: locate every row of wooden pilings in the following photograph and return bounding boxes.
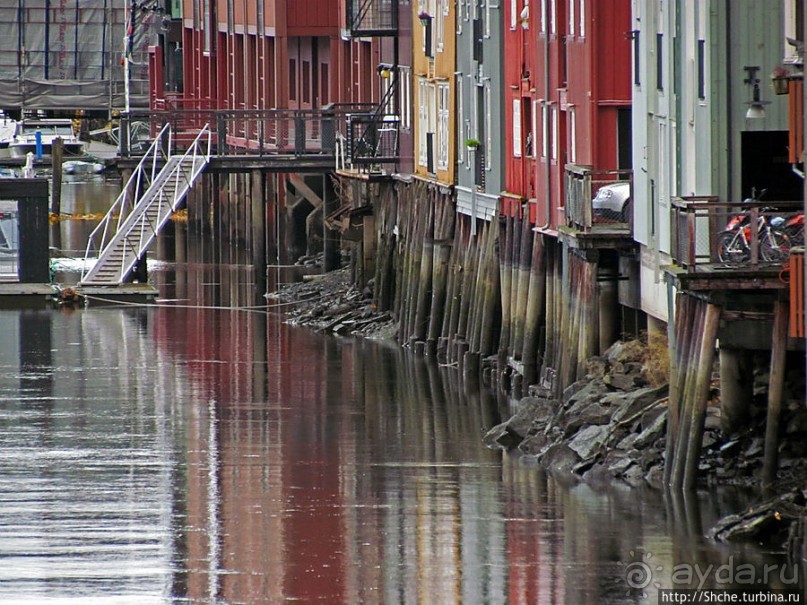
[364,179,792,492]
[187,172,791,493]
[368,179,609,398]
[665,293,790,490]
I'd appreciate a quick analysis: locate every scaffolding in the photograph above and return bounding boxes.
[0,0,158,112]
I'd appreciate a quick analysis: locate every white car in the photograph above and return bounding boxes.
[592,182,631,223]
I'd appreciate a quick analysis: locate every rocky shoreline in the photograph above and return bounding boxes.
[273,264,807,558]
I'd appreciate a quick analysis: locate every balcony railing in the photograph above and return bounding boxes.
[346,0,398,36]
[670,197,804,271]
[117,108,364,158]
[565,164,633,232]
[347,113,400,166]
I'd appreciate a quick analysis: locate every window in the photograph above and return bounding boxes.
[302,60,311,103]
[569,108,576,163]
[511,0,518,30]
[437,0,445,52]
[320,63,329,105]
[400,66,412,131]
[569,0,575,36]
[289,59,297,101]
[550,104,557,161]
[633,30,640,86]
[202,0,212,53]
[418,78,428,166]
[513,99,522,157]
[541,103,548,158]
[697,40,705,100]
[540,0,546,34]
[457,75,464,164]
[428,82,437,172]
[437,83,450,170]
[549,0,556,35]
[531,100,538,157]
[485,84,492,170]
[579,0,585,37]
[656,32,663,91]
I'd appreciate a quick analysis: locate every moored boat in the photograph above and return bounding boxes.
[9,119,85,159]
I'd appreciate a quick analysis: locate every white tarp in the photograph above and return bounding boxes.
[0,0,157,110]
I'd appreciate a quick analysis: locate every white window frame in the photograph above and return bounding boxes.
[512,98,522,157]
[540,0,546,34]
[550,104,558,161]
[530,99,538,157]
[511,0,518,30]
[400,66,412,131]
[579,0,585,37]
[485,84,492,170]
[437,0,445,52]
[569,107,576,163]
[549,0,556,35]
[418,78,428,166]
[428,82,437,170]
[541,102,548,158]
[457,75,464,164]
[437,83,450,170]
[485,0,491,37]
[569,0,575,37]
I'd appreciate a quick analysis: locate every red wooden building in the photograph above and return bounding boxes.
[168,0,378,112]
[503,0,631,228]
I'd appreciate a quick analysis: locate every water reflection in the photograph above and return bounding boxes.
[0,260,801,603]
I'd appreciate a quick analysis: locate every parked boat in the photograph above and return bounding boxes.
[9,119,85,159]
[0,115,18,158]
[63,160,105,175]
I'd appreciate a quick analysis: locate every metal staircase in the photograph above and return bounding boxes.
[81,123,211,286]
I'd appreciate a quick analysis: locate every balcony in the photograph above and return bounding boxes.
[346,0,398,37]
[669,196,803,291]
[562,165,633,249]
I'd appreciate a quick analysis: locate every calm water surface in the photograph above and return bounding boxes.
[0,180,799,604]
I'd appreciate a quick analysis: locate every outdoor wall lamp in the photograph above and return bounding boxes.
[743,65,769,119]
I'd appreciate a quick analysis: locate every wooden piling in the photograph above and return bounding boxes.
[499,215,514,363]
[441,217,466,361]
[427,198,455,351]
[681,301,721,491]
[512,213,532,360]
[762,299,789,486]
[521,231,546,385]
[251,170,266,296]
[578,256,599,376]
[413,199,435,343]
[50,137,63,216]
[478,219,501,356]
[671,296,707,489]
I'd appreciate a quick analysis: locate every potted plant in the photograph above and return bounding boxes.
[464,138,481,150]
[771,65,790,95]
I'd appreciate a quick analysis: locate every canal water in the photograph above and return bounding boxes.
[0,177,800,603]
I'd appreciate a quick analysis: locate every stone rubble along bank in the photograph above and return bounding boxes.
[483,338,807,555]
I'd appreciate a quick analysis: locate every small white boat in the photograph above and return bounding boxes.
[10,118,85,159]
[0,115,18,158]
[63,160,105,175]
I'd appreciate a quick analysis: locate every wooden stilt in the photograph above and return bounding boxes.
[521,231,545,385]
[762,299,789,486]
[671,296,705,489]
[681,301,721,490]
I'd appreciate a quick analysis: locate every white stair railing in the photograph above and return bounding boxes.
[81,124,211,285]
